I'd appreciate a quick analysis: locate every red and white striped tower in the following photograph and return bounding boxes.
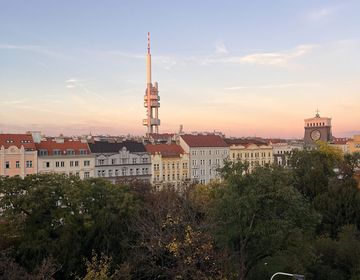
[143,32,160,134]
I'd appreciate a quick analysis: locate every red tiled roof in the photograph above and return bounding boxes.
[148,133,174,140]
[224,138,268,147]
[331,137,351,145]
[181,134,228,148]
[146,144,184,157]
[0,134,36,150]
[267,139,287,144]
[36,138,90,155]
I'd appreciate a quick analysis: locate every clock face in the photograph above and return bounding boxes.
[311,130,321,141]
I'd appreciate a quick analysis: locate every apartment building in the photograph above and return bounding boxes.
[146,143,189,188]
[89,141,151,183]
[179,134,229,184]
[36,137,95,179]
[0,134,37,177]
[225,138,273,171]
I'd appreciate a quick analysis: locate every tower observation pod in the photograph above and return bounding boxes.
[143,32,160,134]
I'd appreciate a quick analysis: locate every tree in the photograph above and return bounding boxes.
[209,164,318,280]
[309,225,360,280]
[0,174,140,278]
[127,186,226,279]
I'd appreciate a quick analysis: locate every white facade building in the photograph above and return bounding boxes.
[36,137,95,179]
[179,134,229,184]
[89,141,151,183]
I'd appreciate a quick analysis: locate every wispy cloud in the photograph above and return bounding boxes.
[238,45,317,67]
[0,44,72,60]
[225,83,320,90]
[84,44,317,69]
[308,6,336,21]
[214,40,228,54]
[65,78,104,100]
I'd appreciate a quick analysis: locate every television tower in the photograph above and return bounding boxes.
[143,32,160,134]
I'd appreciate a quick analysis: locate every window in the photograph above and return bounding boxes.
[108,170,113,177]
[122,168,126,176]
[70,161,74,167]
[136,168,140,175]
[75,161,79,167]
[16,161,20,168]
[115,169,119,176]
[84,172,90,179]
[209,159,212,165]
[53,149,61,156]
[5,161,10,169]
[132,158,137,164]
[84,160,90,166]
[44,161,50,168]
[56,161,60,168]
[39,149,48,156]
[129,169,133,175]
[26,161,33,168]
[61,161,65,167]
[183,163,188,169]
[111,158,116,165]
[98,170,101,177]
[99,159,105,165]
[67,149,75,155]
[142,157,148,163]
[79,149,87,155]
[101,170,105,177]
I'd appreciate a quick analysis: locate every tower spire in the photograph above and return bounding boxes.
[143,32,160,135]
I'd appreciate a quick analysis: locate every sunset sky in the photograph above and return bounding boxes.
[1,0,359,138]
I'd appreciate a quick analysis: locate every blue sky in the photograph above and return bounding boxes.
[0,0,359,137]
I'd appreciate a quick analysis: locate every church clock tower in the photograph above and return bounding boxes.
[304,110,332,146]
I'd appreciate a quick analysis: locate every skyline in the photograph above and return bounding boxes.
[1,0,360,138]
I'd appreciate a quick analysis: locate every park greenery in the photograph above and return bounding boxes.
[1,144,360,279]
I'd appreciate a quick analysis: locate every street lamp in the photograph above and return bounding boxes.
[270,272,305,280]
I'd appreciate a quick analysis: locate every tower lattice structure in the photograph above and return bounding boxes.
[143,32,160,134]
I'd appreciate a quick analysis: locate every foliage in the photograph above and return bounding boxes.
[0,174,139,278]
[1,148,360,279]
[210,164,318,279]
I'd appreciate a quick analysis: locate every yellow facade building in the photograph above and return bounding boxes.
[348,135,360,154]
[225,138,273,171]
[146,144,189,188]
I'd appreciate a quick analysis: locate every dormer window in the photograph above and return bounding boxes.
[53,149,61,156]
[39,149,48,156]
[79,149,87,155]
[67,149,75,155]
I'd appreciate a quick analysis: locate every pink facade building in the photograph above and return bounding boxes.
[0,134,37,177]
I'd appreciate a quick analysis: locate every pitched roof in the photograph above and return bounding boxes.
[88,141,146,153]
[181,134,228,148]
[331,137,351,145]
[224,138,268,147]
[146,144,184,157]
[148,133,174,140]
[0,134,36,151]
[36,138,90,155]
